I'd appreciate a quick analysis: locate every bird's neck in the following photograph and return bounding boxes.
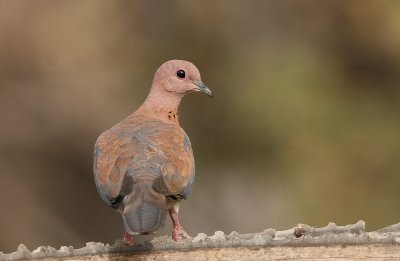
[139,86,183,124]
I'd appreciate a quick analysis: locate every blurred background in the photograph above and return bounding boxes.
[1,0,400,252]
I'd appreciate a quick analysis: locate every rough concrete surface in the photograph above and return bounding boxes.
[1,221,400,260]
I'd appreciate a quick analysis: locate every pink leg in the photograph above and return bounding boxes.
[122,232,135,246]
[169,207,190,241]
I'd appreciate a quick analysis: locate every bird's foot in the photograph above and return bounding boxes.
[172,225,190,241]
[122,232,135,246]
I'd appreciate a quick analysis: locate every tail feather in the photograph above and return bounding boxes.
[123,184,166,234]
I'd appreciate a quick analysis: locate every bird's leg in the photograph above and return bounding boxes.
[122,231,135,246]
[169,204,190,241]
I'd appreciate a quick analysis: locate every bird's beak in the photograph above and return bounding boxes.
[193,81,213,97]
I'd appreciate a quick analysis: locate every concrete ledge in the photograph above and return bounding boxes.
[1,221,400,261]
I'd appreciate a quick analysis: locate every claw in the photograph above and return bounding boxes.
[122,232,135,246]
[172,225,190,241]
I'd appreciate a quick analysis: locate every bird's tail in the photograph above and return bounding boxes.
[122,183,166,234]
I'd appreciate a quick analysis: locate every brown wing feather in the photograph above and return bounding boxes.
[94,129,138,204]
[151,126,195,199]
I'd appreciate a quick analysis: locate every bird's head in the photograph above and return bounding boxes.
[152,60,213,97]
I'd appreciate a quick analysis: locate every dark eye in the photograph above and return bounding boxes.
[176,69,185,78]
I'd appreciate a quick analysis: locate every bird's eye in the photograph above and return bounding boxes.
[176,69,185,78]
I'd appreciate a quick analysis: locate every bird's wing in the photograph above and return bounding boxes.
[151,126,195,200]
[93,129,139,206]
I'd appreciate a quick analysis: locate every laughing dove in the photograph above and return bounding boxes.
[93,60,212,244]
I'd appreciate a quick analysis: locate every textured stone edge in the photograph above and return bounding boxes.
[1,220,400,261]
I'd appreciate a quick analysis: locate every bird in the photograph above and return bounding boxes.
[93,60,212,245]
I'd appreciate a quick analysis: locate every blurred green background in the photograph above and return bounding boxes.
[1,0,400,252]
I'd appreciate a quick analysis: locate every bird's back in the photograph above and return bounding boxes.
[93,112,195,233]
